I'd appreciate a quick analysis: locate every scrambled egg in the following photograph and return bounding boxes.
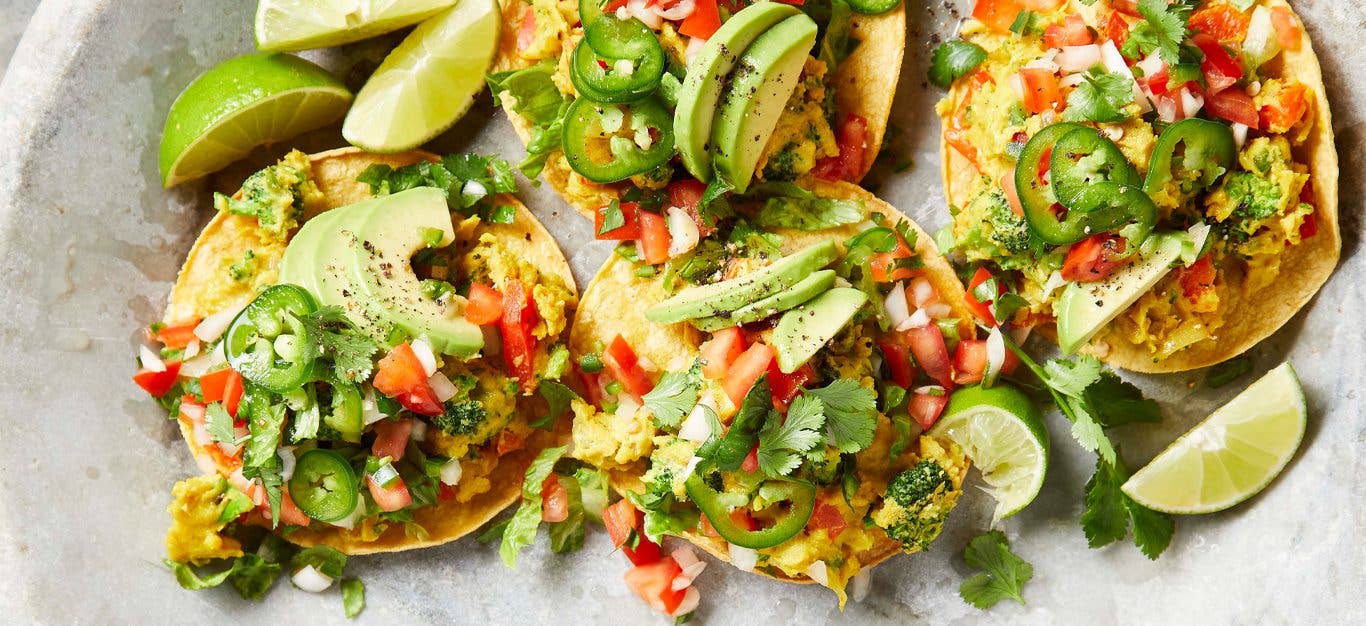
[460,230,574,345]
[424,364,520,459]
[165,476,247,565]
[756,58,840,181]
[1206,136,1311,293]
[571,398,655,469]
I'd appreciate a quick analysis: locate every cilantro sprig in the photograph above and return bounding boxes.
[1122,0,1198,64]
[757,394,827,477]
[959,531,1034,609]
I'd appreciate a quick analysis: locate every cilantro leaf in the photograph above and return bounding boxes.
[341,577,365,619]
[1043,354,1104,398]
[757,395,826,477]
[204,402,244,446]
[1126,494,1175,559]
[500,446,568,567]
[535,380,579,429]
[928,40,988,89]
[1081,455,1131,548]
[240,391,287,527]
[305,307,380,384]
[641,364,701,429]
[1085,371,1162,428]
[696,377,769,470]
[805,379,877,453]
[1122,0,1195,63]
[1063,69,1136,123]
[959,531,1033,609]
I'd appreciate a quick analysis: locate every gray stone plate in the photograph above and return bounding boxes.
[0,0,1361,623]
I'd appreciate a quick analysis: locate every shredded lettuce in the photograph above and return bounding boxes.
[499,446,569,567]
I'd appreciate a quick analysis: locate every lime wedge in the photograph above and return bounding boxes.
[159,53,352,187]
[930,384,1049,523]
[1122,362,1305,514]
[255,0,457,52]
[342,0,500,152]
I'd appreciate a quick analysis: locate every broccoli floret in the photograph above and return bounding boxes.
[980,192,1036,255]
[872,460,961,553]
[762,143,803,181]
[953,190,1042,266]
[432,400,487,435]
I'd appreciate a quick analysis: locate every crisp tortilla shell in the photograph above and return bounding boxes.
[165,147,576,554]
[493,0,906,220]
[569,179,973,583]
[939,0,1339,373]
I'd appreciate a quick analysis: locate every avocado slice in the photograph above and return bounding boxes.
[644,240,838,325]
[674,2,801,182]
[1054,234,1186,354]
[710,14,818,193]
[280,187,484,357]
[772,287,868,374]
[730,268,836,325]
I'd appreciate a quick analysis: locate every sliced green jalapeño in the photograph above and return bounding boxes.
[1143,118,1236,206]
[1017,123,1153,245]
[324,382,364,443]
[224,284,320,393]
[570,15,666,104]
[684,472,816,549]
[1015,122,1085,244]
[562,96,676,183]
[1048,126,1140,209]
[288,448,359,522]
[848,0,902,15]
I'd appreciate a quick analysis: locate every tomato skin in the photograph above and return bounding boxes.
[603,335,655,399]
[1193,34,1243,93]
[1020,68,1063,115]
[1205,88,1259,128]
[277,491,312,527]
[499,281,539,391]
[1299,211,1318,240]
[1103,11,1130,47]
[154,321,200,349]
[465,283,504,325]
[972,0,1066,32]
[638,211,672,265]
[679,0,722,39]
[667,179,715,237]
[367,475,413,512]
[946,70,993,169]
[870,234,916,283]
[496,429,526,456]
[1061,234,1129,283]
[1189,3,1250,42]
[604,499,664,565]
[722,343,775,408]
[516,6,537,53]
[372,418,413,462]
[904,324,954,389]
[541,475,569,523]
[374,343,444,417]
[1044,14,1093,48]
[624,558,687,614]
[768,362,815,411]
[1180,256,1217,302]
[200,368,245,417]
[965,267,1001,327]
[700,326,745,379]
[577,365,603,407]
[1110,0,1140,16]
[595,201,643,240]
[806,500,849,538]
[1259,82,1310,134]
[908,392,950,430]
[133,361,182,398]
[1270,6,1301,51]
[812,114,869,182]
[952,339,1019,385]
[877,340,914,389]
[741,445,760,473]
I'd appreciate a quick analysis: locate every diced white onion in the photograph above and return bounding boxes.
[139,345,166,372]
[179,342,226,378]
[193,421,212,447]
[914,385,946,396]
[1100,125,1124,141]
[363,387,388,426]
[670,587,701,617]
[1179,87,1204,119]
[925,303,953,319]
[805,561,830,586]
[728,544,758,571]
[278,447,296,481]
[670,546,708,590]
[616,396,642,420]
[1099,41,1150,113]
[1231,122,1249,149]
[672,546,701,570]
[613,58,635,76]
[850,569,873,603]
[895,308,931,332]
[328,499,365,529]
[1008,73,1025,99]
[410,337,438,377]
[439,458,463,486]
[1041,270,1066,297]
[666,207,701,258]
[462,179,488,202]
[909,277,935,308]
[654,0,695,20]
[217,425,248,458]
[183,339,202,360]
[1055,44,1100,74]
[428,371,459,402]
[1024,49,1060,73]
[685,36,707,63]
[1156,95,1178,123]
[291,565,333,593]
[620,0,663,28]
[983,327,1007,387]
[194,300,247,343]
[1060,73,1086,88]
[884,282,910,329]
[410,420,427,442]
[1010,324,1034,346]
[1136,52,1166,78]
[678,403,714,443]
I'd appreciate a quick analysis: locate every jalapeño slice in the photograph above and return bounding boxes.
[684,472,816,549]
[289,448,360,522]
[848,0,902,15]
[1143,118,1236,206]
[562,96,676,183]
[324,382,364,443]
[1048,126,1140,209]
[1063,181,1158,244]
[570,15,666,104]
[224,284,321,393]
[1015,122,1086,244]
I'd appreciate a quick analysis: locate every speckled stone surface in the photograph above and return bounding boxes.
[0,1,1361,624]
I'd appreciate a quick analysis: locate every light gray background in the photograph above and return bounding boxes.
[0,1,1361,624]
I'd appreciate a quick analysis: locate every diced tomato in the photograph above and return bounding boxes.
[1193,34,1244,90]
[667,179,716,237]
[1061,234,1129,283]
[1146,65,1172,96]
[604,499,663,565]
[496,429,526,456]
[517,7,538,53]
[638,211,672,265]
[154,321,200,349]
[1179,256,1217,303]
[807,500,849,538]
[625,558,688,614]
[222,370,244,416]
[877,340,915,389]
[1020,68,1063,115]
[500,281,539,391]
[1001,171,1024,218]
[367,474,413,512]
[972,0,1066,32]
[1270,6,1301,51]
[700,327,745,379]
[905,324,954,389]
[965,267,1002,327]
[1103,11,1130,47]
[1299,211,1318,240]
[908,392,950,430]
[465,283,504,325]
[1205,88,1260,128]
[722,343,775,407]
[679,0,721,39]
[870,235,916,283]
[374,343,444,417]
[946,70,994,169]
[277,491,311,527]
[603,335,655,399]
[577,365,603,407]
[438,482,456,502]
[812,114,869,182]
[200,368,237,404]
[768,362,815,411]
[181,401,243,469]
[133,361,181,398]
[1044,14,1093,48]
[542,474,569,523]
[595,201,643,240]
[1189,3,1250,42]
[372,418,412,462]
[1259,82,1311,134]
[952,339,1019,385]
[741,445,760,473]
[604,0,628,10]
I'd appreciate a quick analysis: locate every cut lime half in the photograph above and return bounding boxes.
[930,384,1050,523]
[255,0,457,52]
[159,53,352,187]
[342,0,500,152]
[1122,362,1306,514]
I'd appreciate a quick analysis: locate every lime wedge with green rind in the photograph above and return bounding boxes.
[1121,362,1305,514]
[254,0,457,52]
[930,383,1050,523]
[159,53,351,187]
[341,0,500,152]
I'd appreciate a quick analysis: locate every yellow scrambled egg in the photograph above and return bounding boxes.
[165,476,247,565]
[755,58,839,181]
